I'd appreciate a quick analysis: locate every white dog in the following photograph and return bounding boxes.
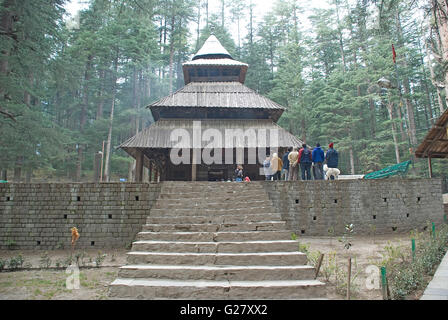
[323,164,340,180]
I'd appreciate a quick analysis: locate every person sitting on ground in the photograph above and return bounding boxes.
[234,165,243,182]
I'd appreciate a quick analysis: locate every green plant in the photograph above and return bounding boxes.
[321,251,337,282]
[5,239,17,250]
[307,250,322,268]
[387,225,448,299]
[7,254,24,270]
[95,252,107,267]
[39,252,52,268]
[338,224,354,250]
[335,258,361,298]
[0,258,5,271]
[56,241,65,250]
[379,241,407,269]
[291,233,297,241]
[298,243,309,254]
[64,255,73,267]
[74,251,88,267]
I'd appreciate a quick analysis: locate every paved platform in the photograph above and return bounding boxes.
[420,250,448,300]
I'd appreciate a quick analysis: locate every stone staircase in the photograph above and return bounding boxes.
[108,181,326,299]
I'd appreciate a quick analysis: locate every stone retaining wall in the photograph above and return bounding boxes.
[262,179,445,236]
[0,183,161,250]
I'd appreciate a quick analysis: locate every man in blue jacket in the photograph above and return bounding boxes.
[312,143,325,180]
[325,142,339,180]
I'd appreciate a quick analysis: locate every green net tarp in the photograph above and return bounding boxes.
[363,160,412,180]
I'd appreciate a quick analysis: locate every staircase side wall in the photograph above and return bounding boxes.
[0,183,161,250]
[262,179,445,236]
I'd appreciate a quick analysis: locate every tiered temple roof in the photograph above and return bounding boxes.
[119,35,303,181]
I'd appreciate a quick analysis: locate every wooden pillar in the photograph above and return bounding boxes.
[143,166,149,182]
[135,150,144,182]
[428,156,433,178]
[148,161,152,182]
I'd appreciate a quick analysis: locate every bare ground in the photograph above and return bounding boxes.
[0,234,420,300]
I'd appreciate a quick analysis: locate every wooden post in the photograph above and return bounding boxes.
[428,156,433,178]
[347,257,351,300]
[315,253,324,279]
[100,141,105,182]
[135,150,144,182]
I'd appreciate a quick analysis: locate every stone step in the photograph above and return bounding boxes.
[158,191,267,200]
[131,240,300,253]
[160,185,265,194]
[108,278,326,300]
[149,206,276,216]
[153,199,274,210]
[126,251,308,266]
[146,213,282,225]
[141,221,287,232]
[136,231,293,242]
[118,264,316,281]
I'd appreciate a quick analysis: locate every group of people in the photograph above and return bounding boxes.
[263,143,339,181]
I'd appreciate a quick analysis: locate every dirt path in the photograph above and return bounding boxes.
[298,234,414,300]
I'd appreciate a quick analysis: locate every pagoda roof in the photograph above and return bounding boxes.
[119,119,303,153]
[183,58,248,67]
[149,82,284,122]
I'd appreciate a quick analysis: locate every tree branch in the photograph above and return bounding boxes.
[0,106,16,121]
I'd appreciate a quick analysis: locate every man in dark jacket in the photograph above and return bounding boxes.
[298,144,312,180]
[325,142,339,180]
[282,147,292,181]
[312,143,325,180]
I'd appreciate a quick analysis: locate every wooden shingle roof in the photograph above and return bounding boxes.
[119,119,303,151]
[150,82,284,110]
[415,108,448,158]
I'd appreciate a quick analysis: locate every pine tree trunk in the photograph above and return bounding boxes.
[221,0,225,28]
[96,69,105,119]
[433,0,448,113]
[76,55,93,182]
[425,37,445,115]
[169,15,175,94]
[104,50,119,182]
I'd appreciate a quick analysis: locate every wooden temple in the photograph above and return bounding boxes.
[119,35,302,181]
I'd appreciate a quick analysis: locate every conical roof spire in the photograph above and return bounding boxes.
[193,35,233,60]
